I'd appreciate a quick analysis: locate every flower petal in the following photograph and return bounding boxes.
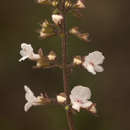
[71,86,91,100]
[24,85,36,102]
[24,102,32,112]
[85,51,105,65]
[72,103,80,112]
[81,101,93,109]
[94,65,104,72]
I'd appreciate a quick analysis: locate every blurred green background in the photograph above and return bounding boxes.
[0,0,130,130]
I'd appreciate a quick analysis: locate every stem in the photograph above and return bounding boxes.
[61,1,75,130]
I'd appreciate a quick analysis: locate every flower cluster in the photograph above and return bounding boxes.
[20,1,105,129]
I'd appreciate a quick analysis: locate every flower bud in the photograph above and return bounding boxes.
[73,56,82,65]
[79,33,89,41]
[74,0,86,8]
[51,0,58,7]
[65,1,72,8]
[69,27,79,34]
[52,14,63,25]
[70,27,90,42]
[40,32,54,39]
[87,103,96,114]
[57,93,66,103]
[36,57,50,68]
[47,51,56,61]
[39,20,55,39]
[41,20,49,28]
[37,0,49,4]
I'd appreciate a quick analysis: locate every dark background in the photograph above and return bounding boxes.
[0,0,130,130]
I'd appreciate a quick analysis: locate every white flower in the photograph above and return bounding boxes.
[24,85,43,112]
[19,43,40,62]
[82,51,105,75]
[52,14,63,25]
[70,85,93,112]
[75,0,85,8]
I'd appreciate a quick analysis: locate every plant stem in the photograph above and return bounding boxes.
[61,1,75,130]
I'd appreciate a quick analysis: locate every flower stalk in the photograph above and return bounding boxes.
[60,1,75,130]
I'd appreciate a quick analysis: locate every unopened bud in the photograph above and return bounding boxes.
[65,105,69,111]
[48,51,56,61]
[70,27,89,42]
[37,0,48,4]
[40,32,49,38]
[52,0,58,7]
[36,57,50,68]
[36,59,43,68]
[52,14,63,25]
[79,33,89,41]
[57,93,66,103]
[88,103,96,114]
[65,1,72,8]
[41,20,49,28]
[36,95,44,102]
[73,56,82,65]
[69,27,79,34]
[74,0,86,8]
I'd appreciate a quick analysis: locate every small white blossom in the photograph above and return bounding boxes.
[82,51,105,75]
[70,85,93,112]
[52,14,63,25]
[19,43,40,62]
[24,85,43,112]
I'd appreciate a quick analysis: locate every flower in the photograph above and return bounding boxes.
[70,85,93,112]
[24,85,44,112]
[75,0,85,8]
[82,51,105,75]
[19,43,40,62]
[52,14,63,25]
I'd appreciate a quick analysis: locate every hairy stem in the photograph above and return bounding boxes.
[61,1,75,130]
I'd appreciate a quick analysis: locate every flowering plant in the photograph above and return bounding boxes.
[19,0,105,130]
